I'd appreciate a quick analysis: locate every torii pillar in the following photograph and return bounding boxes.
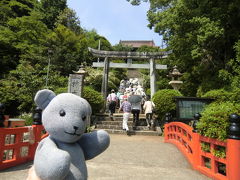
[150,58,156,97]
[101,57,109,100]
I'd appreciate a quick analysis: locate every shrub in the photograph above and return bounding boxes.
[197,102,240,141]
[202,88,240,104]
[152,89,183,120]
[201,89,231,103]
[82,86,104,114]
[229,88,240,103]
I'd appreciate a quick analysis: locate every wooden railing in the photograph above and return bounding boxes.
[164,122,240,180]
[0,125,47,170]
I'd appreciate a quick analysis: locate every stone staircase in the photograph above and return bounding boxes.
[92,113,162,136]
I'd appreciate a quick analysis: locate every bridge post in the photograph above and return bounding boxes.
[227,113,240,180]
[150,58,156,98]
[191,113,201,169]
[191,132,201,170]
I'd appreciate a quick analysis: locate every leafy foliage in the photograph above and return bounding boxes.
[152,89,183,120]
[0,61,67,115]
[0,0,38,25]
[82,86,104,114]
[112,43,134,51]
[137,45,161,52]
[55,8,82,34]
[19,113,33,126]
[201,89,232,103]
[39,0,67,29]
[201,142,210,153]
[201,88,240,104]
[197,102,240,141]
[84,67,103,92]
[213,146,226,159]
[46,24,82,76]
[0,7,48,78]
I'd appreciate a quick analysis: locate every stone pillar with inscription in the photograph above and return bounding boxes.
[68,65,86,97]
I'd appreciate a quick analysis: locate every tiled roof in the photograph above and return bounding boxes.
[119,40,156,48]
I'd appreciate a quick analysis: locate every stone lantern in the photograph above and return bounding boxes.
[68,64,87,97]
[168,65,183,90]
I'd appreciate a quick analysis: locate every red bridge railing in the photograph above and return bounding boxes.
[164,122,240,180]
[0,125,47,170]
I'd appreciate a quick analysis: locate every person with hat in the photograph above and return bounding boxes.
[107,89,117,120]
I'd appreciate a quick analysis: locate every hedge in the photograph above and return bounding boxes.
[197,102,240,141]
[152,89,183,120]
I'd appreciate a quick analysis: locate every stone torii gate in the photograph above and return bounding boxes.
[88,47,171,99]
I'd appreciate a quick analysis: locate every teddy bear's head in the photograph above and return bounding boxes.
[34,89,91,143]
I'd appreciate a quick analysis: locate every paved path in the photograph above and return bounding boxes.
[0,134,210,180]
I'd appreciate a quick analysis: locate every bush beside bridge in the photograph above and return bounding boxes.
[152,89,183,121]
[196,89,240,141]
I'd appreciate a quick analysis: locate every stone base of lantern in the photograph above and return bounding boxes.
[169,80,183,90]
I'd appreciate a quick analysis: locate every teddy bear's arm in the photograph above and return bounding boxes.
[78,130,110,160]
[34,137,71,180]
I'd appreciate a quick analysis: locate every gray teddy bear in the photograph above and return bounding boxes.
[33,89,110,180]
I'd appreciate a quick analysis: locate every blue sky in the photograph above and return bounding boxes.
[67,0,162,46]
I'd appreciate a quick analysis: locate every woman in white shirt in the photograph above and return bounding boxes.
[143,96,155,129]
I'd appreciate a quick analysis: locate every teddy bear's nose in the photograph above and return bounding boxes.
[73,126,79,130]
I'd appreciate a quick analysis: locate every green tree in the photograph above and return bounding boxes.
[84,67,123,92]
[46,24,82,76]
[0,11,49,78]
[218,40,240,91]
[0,0,38,25]
[112,43,134,51]
[0,60,67,115]
[39,0,67,29]
[78,29,112,65]
[55,8,82,35]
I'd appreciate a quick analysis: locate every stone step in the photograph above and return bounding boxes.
[96,119,149,126]
[92,112,161,136]
[96,121,133,126]
[95,128,160,136]
[101,117,147,122]
[96,124,151,131]
[94,113,146,118]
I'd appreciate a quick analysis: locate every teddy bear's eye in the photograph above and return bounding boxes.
[59,109,66,116]
[82,116,86,121]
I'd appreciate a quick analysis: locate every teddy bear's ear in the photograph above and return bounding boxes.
[34,89,56,110]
